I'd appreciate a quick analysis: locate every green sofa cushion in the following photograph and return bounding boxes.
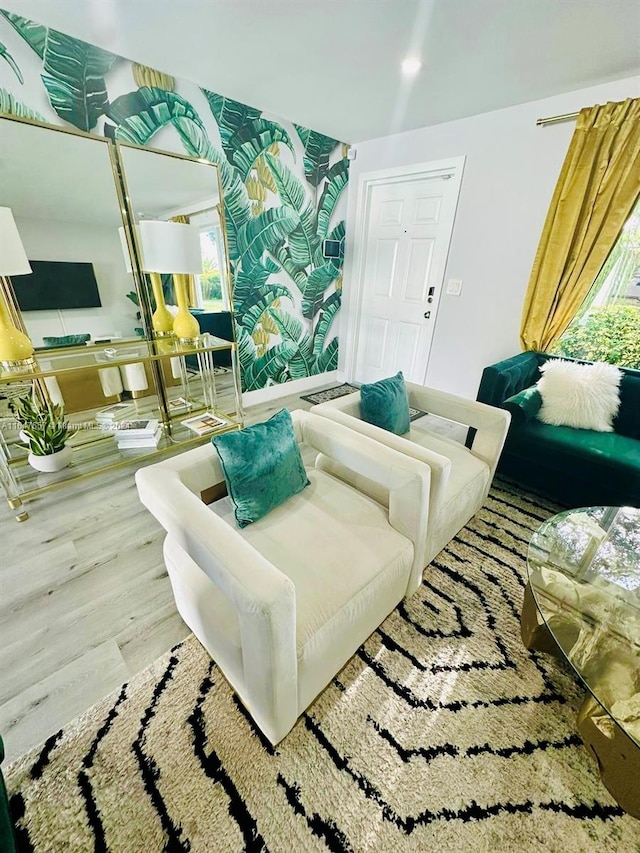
[42,333,90,348]
[509,420,640,476]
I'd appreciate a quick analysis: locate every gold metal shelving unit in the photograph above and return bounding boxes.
[0,334,243,521]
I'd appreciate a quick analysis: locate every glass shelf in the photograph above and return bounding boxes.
[0,334,235,382]
[0,337,243,519]
[1,415,241,500]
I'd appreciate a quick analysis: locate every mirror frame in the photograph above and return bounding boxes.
[0,113,238,422]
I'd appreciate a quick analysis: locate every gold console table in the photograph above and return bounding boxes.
[0,334,243,521]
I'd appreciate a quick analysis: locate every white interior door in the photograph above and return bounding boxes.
[353,164,463,384]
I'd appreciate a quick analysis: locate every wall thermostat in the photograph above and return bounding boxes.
[322,239,342,259]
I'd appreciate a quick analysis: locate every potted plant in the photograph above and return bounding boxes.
[20,396,74,472]
[8,390,41,443]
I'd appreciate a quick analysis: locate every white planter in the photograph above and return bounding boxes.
[28,445,72,472]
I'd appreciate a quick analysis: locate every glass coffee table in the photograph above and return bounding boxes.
[521,506,640,818]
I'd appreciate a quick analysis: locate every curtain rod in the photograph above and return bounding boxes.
[536,111,579,127]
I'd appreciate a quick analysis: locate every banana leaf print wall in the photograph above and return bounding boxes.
[0,9,348,392]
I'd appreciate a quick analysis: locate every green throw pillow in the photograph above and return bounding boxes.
[42,334,90,348]
[360,371,411,435]
[502,387,542,425]
[212,409,310,528]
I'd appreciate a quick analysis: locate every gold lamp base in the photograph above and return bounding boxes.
[1,354,35,372]
[0,293,35,370]
[177,335,202,347]
[172,273,201,343]
[149,272,177,337]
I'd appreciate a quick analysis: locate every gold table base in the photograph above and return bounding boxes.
[521,582,639,819]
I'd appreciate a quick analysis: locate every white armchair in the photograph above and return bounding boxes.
[135,410,432,745]
[312,383,511,567]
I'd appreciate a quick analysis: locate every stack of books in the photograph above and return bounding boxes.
[95,402,136,427]
[114,419,162,449]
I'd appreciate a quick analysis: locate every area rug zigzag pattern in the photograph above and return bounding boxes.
[7,484,640,852]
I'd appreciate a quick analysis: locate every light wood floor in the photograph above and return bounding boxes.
[0,386,463,764]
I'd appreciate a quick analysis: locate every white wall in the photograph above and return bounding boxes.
[14,217,137,347]
[341,76,640,398]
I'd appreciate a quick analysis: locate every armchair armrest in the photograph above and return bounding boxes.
[405,382,511,478]
[296,410,432,593]
[135,463,298,743]
[502,387,542,425]
[311,398,451,525]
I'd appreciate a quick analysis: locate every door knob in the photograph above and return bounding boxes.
[423,311,431,319]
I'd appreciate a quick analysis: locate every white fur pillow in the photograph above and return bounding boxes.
[536,360,622,432]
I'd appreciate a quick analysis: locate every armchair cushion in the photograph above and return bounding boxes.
[212,409,309,527]
[360,371,411,435]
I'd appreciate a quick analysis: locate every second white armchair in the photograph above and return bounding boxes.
[312,382,511,567]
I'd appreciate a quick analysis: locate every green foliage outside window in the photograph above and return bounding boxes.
[553,199,640,370]
[199,257,222,302]
[554,303,640,369]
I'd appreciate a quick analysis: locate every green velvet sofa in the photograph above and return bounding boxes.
[477,352,640,507]
[0,736,16,853]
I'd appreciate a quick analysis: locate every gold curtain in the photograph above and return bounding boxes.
[520,98,640,352]
[170,214,198,305]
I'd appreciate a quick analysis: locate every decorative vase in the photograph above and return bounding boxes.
[149,272,175,336]
[27,444,72,472]
[0,294,34,368]
[172,273,201,343]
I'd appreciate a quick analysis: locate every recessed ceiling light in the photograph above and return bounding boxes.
[401,57,422,76]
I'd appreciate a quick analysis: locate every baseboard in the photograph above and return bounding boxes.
[242,371,339,408]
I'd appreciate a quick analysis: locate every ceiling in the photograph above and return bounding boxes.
[2,0,639,142]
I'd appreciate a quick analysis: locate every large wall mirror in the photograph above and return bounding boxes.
[118,142,231,342]
[1,117,133,347]
[0,114,239,427]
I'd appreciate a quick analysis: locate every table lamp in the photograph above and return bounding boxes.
[120,220,203,342]
[0,207,35,370]
[119,223,175,337]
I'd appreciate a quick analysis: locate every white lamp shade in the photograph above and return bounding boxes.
[118,226,134,274]
[0,207,32,275]
[119,220,203,275]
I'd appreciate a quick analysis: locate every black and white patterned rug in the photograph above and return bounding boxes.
[6,483,640,852]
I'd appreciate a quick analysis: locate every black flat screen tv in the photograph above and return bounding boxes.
[12,260,102,311]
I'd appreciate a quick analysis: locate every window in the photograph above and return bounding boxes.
[191,209,229,312]
[552,199,640,369]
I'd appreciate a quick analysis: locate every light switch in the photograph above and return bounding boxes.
[446,278,463,296]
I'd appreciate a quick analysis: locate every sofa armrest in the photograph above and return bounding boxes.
[0,737,16,853]
[404,383,511,479]
[476,351,543,407]
[503,387,542,425]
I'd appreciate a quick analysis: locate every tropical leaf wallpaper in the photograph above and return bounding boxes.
[0,9,348,392]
